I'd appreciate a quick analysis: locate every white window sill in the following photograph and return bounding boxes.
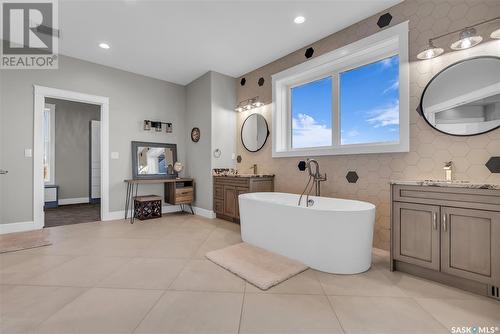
[272,141,409,158]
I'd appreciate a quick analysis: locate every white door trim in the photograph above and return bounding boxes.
[43,103,56,186]
[89,120,101,202]
[34,85,110,229]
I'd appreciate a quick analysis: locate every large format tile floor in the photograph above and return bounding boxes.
[1,213,499,333]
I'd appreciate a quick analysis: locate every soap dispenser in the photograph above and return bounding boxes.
[443,161,453,181]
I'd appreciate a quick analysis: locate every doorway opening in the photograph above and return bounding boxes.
[33,86,109,230]
[43,98,101,227]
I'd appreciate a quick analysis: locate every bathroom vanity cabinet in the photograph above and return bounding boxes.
[213,175,274,222]
[390,182,500,299]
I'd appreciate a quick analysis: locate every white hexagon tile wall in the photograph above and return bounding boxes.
[236,0,500,250]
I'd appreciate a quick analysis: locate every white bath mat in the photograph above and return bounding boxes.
[206,242,308,290]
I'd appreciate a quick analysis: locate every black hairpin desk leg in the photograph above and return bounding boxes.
[179,204,194,215]
[129,184,138,224]
[124,183,131,219]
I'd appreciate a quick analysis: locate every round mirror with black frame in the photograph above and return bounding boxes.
[241,113,269,152]
[418,56,500,136]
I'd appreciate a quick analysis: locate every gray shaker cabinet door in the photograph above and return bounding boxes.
[441,207,500,285]
[393,202,440,271]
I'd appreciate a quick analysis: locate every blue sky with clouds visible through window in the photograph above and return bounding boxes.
[291,55,399,148]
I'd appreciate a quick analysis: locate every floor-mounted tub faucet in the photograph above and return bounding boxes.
[307,159,327,196]
[298,158,327,207]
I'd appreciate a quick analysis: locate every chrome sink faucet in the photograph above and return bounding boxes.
[298,158,327,207]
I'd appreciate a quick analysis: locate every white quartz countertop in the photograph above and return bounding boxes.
[390,180,500,190]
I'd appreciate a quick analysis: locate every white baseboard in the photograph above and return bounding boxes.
[104,205,215,221]
[103,205,183,221]
[0,221,43,234]
[59,197,90,205]
[186,206,216,219]
[0,204,215,234]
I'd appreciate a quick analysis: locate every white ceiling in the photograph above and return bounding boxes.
[59,0,402,85]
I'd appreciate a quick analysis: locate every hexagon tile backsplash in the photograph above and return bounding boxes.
[235,0,500,250]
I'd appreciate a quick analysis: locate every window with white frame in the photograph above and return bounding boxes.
[273,22,409,157]
[43,103,55,184]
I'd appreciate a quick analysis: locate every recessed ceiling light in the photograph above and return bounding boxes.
[294,16,305,24]
[99,42,110,49]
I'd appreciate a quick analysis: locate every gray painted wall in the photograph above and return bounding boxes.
[211,72,236,170]
[0,55,186,224]
[0,58,237,225]
[185,72,213,211]
[184,71,237,212]
[46,98,100,200]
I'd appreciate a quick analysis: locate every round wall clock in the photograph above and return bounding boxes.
[191,127,200,142]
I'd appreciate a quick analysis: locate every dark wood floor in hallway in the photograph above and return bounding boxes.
[44,203,100,227]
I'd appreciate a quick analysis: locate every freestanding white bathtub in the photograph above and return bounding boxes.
[239,192,376,274]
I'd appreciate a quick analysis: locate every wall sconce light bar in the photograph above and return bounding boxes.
[416,16,500,60]
[235,96,264,112]
[143,120,173,133]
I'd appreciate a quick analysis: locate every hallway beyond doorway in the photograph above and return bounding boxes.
[44,203,100,227]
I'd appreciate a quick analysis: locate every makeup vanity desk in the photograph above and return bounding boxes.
[124,178,194,223]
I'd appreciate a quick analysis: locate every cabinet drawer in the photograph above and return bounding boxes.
[393,185,500,211]
[176,187,193,196]
[214,185,223,199]
[175,187,193,204]
[214,177,249,187]
[176,195,193,204]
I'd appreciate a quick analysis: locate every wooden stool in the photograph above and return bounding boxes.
[133,195,162,223]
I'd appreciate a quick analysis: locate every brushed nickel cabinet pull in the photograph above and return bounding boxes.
[433,212,438,230]
[442,213,447,231]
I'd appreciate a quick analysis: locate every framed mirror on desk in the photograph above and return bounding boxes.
[125,141,194,223]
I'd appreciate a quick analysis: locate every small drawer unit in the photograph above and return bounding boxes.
[134,195,162,221]
[175,187,194,204]
[165,180,194,205]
